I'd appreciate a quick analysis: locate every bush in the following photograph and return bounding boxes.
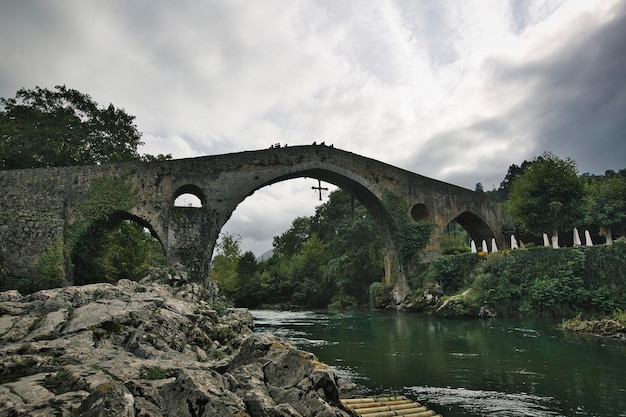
[432,252,480,294]
[328,294,358,310]
[369,281,392,309]
[442,246,470,255]
[470,243,626,317]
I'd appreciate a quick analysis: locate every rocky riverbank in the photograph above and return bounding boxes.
[0,266,366,416]
[561,315,626,341]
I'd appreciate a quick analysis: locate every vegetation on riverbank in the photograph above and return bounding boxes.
[407,239,626,319]
[561,310,626,340]
[211,190,386,309]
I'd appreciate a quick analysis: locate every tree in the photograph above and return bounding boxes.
[100,221,165,283]
[584,176,626,244]
[272,216,311,257]
[0,85,143,169]
[233,251,261,307]
[504,152,585,245]
[289,234,329,307]
[490,159,535,201]
[210,233,242,295]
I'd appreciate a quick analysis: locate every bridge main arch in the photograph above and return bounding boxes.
[163,157,404,289]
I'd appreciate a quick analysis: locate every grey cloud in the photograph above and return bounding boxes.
[499,4,626,173]
[405,2,626,189]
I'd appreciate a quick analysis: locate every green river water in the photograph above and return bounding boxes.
[252,310,626,417]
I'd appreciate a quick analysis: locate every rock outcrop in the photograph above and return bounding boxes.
[0,266,355,416]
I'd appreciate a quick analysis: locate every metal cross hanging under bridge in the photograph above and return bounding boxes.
[311,179,328,201]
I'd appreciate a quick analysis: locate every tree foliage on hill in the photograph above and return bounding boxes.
[504,152,585,242]
[0,85,145,169]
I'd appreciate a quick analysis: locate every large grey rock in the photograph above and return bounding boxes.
[0,266,354,416]
[75,381,135,417]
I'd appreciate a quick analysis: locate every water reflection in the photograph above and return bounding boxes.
[252,310,626,417]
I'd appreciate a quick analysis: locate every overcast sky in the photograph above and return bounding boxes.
[1,1,625,255]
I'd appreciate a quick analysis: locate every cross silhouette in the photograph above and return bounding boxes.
[311,179,328,201]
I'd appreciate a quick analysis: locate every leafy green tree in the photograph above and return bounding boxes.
[72,215,166,285]
[323,204,384,303]
[101,221,165,282]
[499,160,533,198]
[255,189,386,308]
[584,176,626,244]
[0,85,144,169]
[233,251,261,307]
[210,233,242,295]
[504,152,585,245]
[289,234,329,307]
[272,216,311,257]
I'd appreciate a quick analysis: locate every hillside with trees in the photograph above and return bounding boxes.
[211,190,385,309]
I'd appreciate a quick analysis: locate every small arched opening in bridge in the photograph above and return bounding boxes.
[71,211,166,286]
[410,203,431,222]
[173,184,205,207]
[443,211,496,254]
[215,173,391,309]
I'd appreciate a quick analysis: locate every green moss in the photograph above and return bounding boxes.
[69,177,137,246]
[16,343,31,354]
[381,192,435,268]
[42,370,72,395]
[139,366,169,380]
[35,238,66,291]
[211,349,227,359]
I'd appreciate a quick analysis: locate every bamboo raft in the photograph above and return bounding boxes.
[341,396,443,417]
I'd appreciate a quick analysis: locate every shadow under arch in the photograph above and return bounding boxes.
[449,210,496,246]
[71,210,166,285]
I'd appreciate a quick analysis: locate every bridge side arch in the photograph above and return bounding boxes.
[449,211,496,244]
[70,209,165,284]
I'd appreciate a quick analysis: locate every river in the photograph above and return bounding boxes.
[251,310,626,417]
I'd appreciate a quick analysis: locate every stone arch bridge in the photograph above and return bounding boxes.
[0,145,503,298]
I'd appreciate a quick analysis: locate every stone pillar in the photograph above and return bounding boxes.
[166,206,218,284]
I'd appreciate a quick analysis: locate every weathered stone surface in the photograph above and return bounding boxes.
[75,381,136,417]
[0,266,357,416]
